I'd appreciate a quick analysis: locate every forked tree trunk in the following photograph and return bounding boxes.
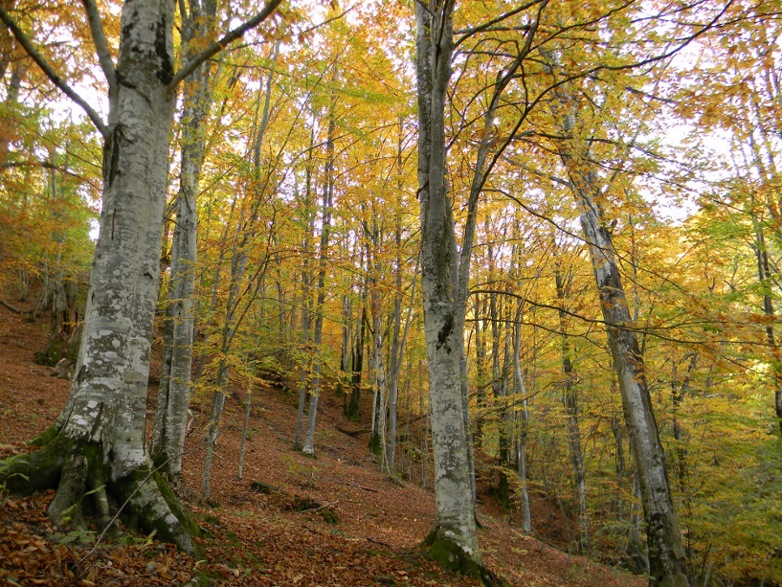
[0,0,281,552]
[1,0,196,552]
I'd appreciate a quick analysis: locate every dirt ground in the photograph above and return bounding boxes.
[0,298,645,586]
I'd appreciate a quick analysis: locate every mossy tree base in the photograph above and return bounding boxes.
[0,427,200,556]
[424,528,507,587]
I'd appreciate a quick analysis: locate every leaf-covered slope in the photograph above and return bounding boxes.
[0,301,644,587]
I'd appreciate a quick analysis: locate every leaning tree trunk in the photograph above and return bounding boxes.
[152,0,217,485]
[539,46,688,580]
[558,135,688,586]
[0,0,197,552]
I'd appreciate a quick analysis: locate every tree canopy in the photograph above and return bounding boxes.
[1,0,782,585]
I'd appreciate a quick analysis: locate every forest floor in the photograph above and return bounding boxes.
[0,299,646,586]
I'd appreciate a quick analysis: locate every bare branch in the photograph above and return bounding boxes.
[168,0,283,91]
[81,0,116,88]
[454,0,544,48]
[0,5,108,138]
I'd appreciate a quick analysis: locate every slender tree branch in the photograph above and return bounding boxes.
[502,155,570,188]
[470,288,772,358]
[81,0,116,89]
[168,0,283,91]
[0,5,108,138]
[454,0,543,48]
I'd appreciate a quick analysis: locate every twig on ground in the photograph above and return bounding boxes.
[298,500,338,514]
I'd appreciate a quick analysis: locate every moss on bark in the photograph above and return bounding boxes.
[423,528,507,587]
[0,435,200,556]
[29,423,63,447]
[1,435,68,493]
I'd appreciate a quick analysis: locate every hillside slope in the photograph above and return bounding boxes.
[0,301,645,586]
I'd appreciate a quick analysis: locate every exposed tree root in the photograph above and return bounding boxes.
[0,428,200,555]
[424,528,508,587]
[0,299,24,314]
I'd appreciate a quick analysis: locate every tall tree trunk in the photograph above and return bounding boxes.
[367,216,386,458]
[386,250,419,473]
[415,0,480,564]
[152,0,217,485]
[558,140,688,586]
[540,49,687,579]
[385,132,413,473]
[0,0,195,551]
[473,292,488,444]
[295,122,316,449]
[512,301,532,534]
[0,0,281,549]
[553,249,589,553]
[302,105,335,456]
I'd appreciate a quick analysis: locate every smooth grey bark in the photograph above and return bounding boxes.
[0,0,282,547]
[575,179,687,586]
[415,0,543,566]
[295,125,316,449]
[366,215,386,455]
[551,99,688,584]
[0,0,197,552]
[386,263,402,471]
[553,251,589,552]
[384,125,411,473]
[415,0,479,560]
[302,107,336,456]
[512,301,532,535]
[473,293,488,443]
[386,248,419,473]
[152,0,217,485]
[450,3,545,521]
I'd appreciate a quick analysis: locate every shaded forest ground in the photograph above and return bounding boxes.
[0,299,646,586]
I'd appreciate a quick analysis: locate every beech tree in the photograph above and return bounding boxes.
[3,0,782,583]
[541,40,690,583]
[0,0,282,551]
[152,0,218,487]
[415,0,480,565]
